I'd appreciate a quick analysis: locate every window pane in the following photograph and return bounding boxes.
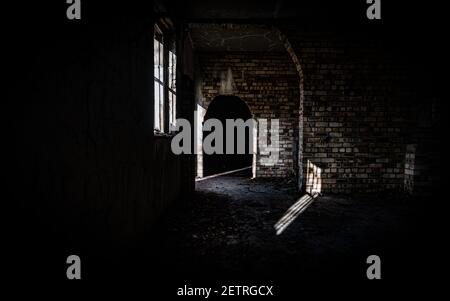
[154,80,160,130]
[169,51,176,91]
[154,39,159,79]
[168,52,172,89]
[159,41,164,81]
[173,53,176,91]
[168,91,176,129]
[154,39,164,81]
[159,83,164,131]
[172,93,177,127]
[169,92,173,128]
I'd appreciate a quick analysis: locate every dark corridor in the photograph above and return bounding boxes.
[203,96,253,177]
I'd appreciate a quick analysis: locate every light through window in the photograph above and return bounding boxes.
[169,50,177,129]
[154,32,164,132]
[153,25,177,133]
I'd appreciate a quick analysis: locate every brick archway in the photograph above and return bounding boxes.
[202,95,254,177]
[277,30,305,192]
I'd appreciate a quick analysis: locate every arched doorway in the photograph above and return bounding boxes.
[203,96,253,177]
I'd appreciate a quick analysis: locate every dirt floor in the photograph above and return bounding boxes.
[142,170,428,281]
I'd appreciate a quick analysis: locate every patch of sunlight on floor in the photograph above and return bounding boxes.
[274,193,318,235]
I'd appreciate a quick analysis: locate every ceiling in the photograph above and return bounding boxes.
[188,23,284,52]
[156,0,306,20]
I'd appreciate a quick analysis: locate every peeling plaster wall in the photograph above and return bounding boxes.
[189,24,285,52]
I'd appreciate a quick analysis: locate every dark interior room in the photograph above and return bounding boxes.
[5,0,445,294]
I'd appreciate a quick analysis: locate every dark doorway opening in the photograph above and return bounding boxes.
[203,96,253,177]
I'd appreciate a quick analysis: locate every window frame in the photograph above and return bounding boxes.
[153,23,177,135]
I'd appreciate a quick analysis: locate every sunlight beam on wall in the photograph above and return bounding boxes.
[306,160,322,195]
